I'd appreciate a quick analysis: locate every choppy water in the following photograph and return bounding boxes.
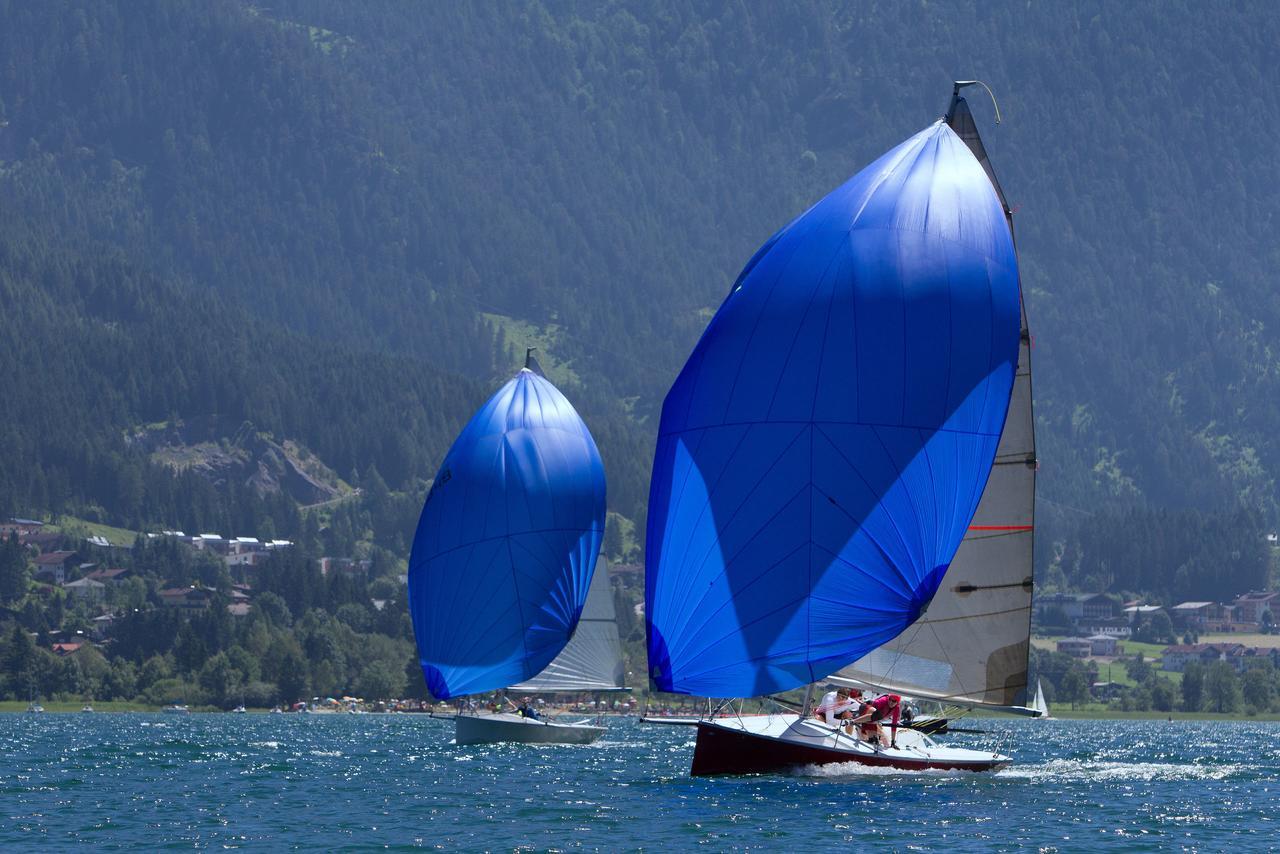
[2,714,1276,849]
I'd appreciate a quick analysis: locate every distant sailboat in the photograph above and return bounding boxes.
[645,83,1033,775]
[409,351,612,745]
[1029,678,1051,719]
[457,562,626,745]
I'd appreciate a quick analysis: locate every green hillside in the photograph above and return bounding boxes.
[0,1,1277,595]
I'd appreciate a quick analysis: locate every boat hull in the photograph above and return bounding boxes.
[455,713,604,746]
[690,715,1008,776]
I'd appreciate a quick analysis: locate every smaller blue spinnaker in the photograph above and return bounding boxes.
[409,367,606,700]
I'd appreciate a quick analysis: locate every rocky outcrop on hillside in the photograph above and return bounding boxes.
[127,417,346,506]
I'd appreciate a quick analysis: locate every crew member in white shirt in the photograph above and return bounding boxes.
[813,685,861,734]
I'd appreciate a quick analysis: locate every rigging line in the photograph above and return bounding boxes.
[1038,496,1095,517]
[856,617,927,699]
[927,617,981,709]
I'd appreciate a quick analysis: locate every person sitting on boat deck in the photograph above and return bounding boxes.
[813,686,861,733]
[848,693,902,748]
[516,698,540,720]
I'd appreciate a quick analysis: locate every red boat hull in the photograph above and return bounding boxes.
[690,721,1007,776]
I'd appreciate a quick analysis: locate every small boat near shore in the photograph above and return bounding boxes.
[409,352,621,746]
[162,704,190,715]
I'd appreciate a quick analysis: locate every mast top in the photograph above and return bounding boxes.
[947,80,1002,125]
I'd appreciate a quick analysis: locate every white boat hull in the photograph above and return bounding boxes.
[691,714,1009,775]
[454,713,605,746]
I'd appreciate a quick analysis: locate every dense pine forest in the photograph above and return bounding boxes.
[1,1,1278,702]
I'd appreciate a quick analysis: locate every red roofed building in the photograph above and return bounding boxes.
[1161,643,1247,672]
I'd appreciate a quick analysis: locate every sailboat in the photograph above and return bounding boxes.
[1029,678,1051,719]
[644,83,1035,775]
[409,351,612,746]
[456,561,626,745]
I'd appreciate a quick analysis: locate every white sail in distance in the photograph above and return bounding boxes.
[509,562,627,693]
[833,91,1037,712]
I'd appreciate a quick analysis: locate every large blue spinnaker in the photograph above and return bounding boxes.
[645,120,1021,698]
[409,368,606,700]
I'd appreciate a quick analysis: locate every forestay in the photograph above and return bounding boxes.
[408,367,606,700]
[510,561,626,693]
[645,119,1023,698]
[834,94,1036,710]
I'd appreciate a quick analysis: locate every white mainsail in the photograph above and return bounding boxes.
[832,91,1037,713]
[509,563,626,693]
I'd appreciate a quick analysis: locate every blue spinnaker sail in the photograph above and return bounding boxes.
[645,120,1021,698]
[409,368,606,699]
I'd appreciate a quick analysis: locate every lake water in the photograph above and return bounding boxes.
[2,714,1276,849]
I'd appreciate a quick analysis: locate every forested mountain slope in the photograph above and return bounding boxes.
[1,0,1277,595]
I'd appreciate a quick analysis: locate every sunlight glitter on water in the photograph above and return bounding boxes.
[0,714,1275,849]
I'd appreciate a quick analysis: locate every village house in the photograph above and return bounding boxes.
[1036,593,1119,622]
[1123,604,1165,624]
[1056,638,1093,658]
[1169,602,1220,630]
[1161,642,1246,672]
[1085,634,1119,656]
[90,613,115,641]
[62,576,106,604]
[158,586,213,611]
[191,533,230,554]
[33,551,78,585]
[52,641,84,655]
[86,567,132,585]
[0,517,43,537]
[1233,591,1278,626]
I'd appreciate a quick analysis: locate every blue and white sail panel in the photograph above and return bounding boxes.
[645,120,1021,698]
[409,369,606,700]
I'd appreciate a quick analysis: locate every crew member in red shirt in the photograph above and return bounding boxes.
[849,693,902,748]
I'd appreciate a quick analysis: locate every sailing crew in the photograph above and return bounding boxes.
[849,693,902,748]
[516,697,540,720]
[813,686,861,733]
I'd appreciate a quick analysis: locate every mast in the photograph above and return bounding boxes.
[834,82,1038,712]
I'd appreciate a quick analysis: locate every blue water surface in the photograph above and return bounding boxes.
[2,714,1276,849]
